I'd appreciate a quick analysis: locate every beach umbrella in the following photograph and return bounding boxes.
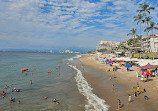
[119,60,124,63]
[112,63,119,66]
[105,59,109,62]
[108,60,113,64]
[125,64,132,68]
[142,71,151,75]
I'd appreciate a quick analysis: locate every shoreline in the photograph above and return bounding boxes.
[79,54,158,111]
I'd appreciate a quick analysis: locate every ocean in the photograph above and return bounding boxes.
[0,52,109,111]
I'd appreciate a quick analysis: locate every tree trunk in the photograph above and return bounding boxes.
[145,21,147,36]
[140,23,141,35]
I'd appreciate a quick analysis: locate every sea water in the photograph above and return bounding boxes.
[0,52,109,111]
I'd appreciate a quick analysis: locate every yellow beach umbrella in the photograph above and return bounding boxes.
[112,63,119,66]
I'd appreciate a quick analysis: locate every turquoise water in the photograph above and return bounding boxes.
[0,52,85,111]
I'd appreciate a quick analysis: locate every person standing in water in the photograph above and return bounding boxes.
[1,91,6,98]
[30,80,33,85]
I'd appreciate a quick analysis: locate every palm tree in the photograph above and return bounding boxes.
[127,28,137,38]
[134,14,143,35]
[144,22,158,35]
[137,2,155,36]
[142,16,152,36]
[137,2,155,16]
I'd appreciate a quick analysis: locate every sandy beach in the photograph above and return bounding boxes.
[80,54,158,111]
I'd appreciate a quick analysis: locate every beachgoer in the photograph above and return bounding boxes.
[17,100,20,104]
[127,68,129,72]
[13,96,15,101]
[10,96,14,102]
[144,88,146,93]
[2,91,6,98]
[52,98,60,104]
[144,95,149,100]
[136,71,139,78]
[137,86,140,93]
[53,98,57,102]
[135,92,137,97]
[48,70,52,73]
[44,96,48,99]
[128,94,132,104]
[117,99,121,110]
[30,80,33,85]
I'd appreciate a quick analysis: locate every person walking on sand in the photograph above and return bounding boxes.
[117,99,121,110]
[137,86,140,92]
[128,94,132,104]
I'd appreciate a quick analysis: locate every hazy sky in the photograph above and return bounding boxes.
[0,0,158,50]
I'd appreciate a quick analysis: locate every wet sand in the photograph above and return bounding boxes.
[79,54,158,111]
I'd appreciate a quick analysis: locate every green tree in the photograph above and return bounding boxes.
[137,2,155,36]
[144,22,158,35]
[142,16,152,36]
[137,2,155,16]
[134,14,143,35]
[97,49,107,52]
[149,52,154,60]
[136,53,140,59]
[143,53,147,59]
[127,28,137,38]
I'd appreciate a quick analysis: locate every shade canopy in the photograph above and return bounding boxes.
[125,64,132,68]
[118,60,124,62]
[105,59,109,62]
[108,60,113,63]
[140,63,158,69]
[112,63,119,66]
[142,71,151,75]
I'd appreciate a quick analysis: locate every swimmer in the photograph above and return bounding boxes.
[10,96,14,102]
[17,100,21,104]
[48,70,52,73]
[15,89,21,92]
[43,96,48,99]
[51,98,60,104]
[2,91,6,98]
[30,80,33,85]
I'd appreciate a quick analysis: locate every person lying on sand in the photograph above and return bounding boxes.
[144,95,149,100]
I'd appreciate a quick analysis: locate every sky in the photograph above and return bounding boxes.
[0,0,158,51]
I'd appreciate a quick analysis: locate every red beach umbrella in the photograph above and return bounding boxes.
[142,71,151,75]
[119,60,124,62]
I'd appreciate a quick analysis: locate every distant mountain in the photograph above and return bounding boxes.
[0,47,95,53]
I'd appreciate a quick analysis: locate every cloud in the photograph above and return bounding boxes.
[0,0,158,50]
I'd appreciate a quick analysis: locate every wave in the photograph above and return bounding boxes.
[69,65,110,111]
[68,55,81,61]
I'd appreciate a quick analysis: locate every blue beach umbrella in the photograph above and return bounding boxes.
[105,59,109,62]
[125,64,132,68]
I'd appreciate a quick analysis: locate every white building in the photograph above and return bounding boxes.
[142,33,158,52]
[96,40,120,50]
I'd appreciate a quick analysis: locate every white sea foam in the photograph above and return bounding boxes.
[69,65,110,111]
[68,55,81,61]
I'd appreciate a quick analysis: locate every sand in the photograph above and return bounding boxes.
[79,54,158,111]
